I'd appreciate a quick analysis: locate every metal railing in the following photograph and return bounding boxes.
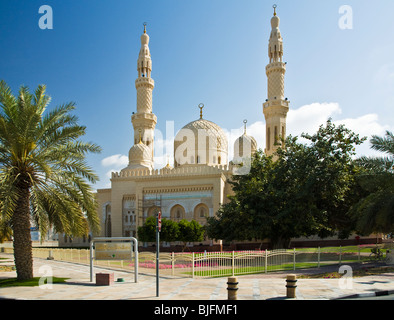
[1,244,389,279]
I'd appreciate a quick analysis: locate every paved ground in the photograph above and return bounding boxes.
[1,253,394,300]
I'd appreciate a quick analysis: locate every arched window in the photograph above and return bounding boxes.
[170,205,186,221]
[193,204,209,224]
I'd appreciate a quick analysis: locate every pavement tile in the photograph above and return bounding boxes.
[0,253,394,301]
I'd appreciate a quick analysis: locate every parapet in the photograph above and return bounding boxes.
[112,164,230,180]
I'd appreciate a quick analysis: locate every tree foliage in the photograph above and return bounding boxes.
[137,217,204,251]
[350,131,394,235]
[206,120,366,249]
[137,216,180,243]
[177,219,205,251]
[0,81,101,279]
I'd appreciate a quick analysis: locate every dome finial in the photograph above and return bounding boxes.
[243,119,248,134]
[198,103,204,119]
[273,4,277,16]
[138,129,143,144]
[143,22,147,34]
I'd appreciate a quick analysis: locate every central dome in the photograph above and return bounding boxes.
[174,118,228,167]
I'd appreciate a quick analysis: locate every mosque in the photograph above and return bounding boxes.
[97,8,288,242]
[60,7,289,247]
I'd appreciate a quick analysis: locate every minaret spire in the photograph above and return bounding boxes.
[263,5,289,156]
[129,23,157,169]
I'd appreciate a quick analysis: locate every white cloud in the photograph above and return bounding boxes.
[334,113,390,139]
[100,154,128,182]
[287,102,342,138]
[101,154,128,167]
[334,114,392,157]
[231,102,392,158]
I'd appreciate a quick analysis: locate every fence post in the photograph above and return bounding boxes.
[317,247,320,269]
[232,251,235,277]
[358,246,360,263]
[172,252,175,276]
[265,250,268,273]
[192,252,195,279]
[293,248,296,271]
[339,245,342,265]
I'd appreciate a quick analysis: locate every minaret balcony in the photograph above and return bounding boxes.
[135,77,154,88]
[131,112,157,123]
[266,62,286,75]
[263,99,290,112]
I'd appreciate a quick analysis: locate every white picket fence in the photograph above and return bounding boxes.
[1,245,379,278]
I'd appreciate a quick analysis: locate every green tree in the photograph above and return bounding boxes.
[137,216,180,244]
[0,81,101,280]
[350,131,394,234]
[161,218,180,243]
[206,120,365,248]
[177,219,205,252]
[137,216,157,242]
[138,217,204,251]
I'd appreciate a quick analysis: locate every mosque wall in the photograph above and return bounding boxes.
[94,170,229,240]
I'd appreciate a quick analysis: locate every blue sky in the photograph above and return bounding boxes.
[0,0,393,189]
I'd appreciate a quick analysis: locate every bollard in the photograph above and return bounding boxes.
[227,277,239,300]
[47,250,54,260]
[286,274,297,298]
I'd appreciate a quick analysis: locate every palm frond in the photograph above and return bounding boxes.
[356,156,394,173]
[370,131,394,155]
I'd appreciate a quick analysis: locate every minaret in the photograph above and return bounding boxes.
[131,23,157,165]
[263,5,289,156]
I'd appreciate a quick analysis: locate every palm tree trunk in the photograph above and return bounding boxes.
[12,186,33,280]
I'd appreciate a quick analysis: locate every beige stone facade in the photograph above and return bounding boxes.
[98,166,232,240]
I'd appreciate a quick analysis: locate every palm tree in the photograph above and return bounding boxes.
[351,131,394,235]
[0,81,101,280]
[357,131,394,172]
